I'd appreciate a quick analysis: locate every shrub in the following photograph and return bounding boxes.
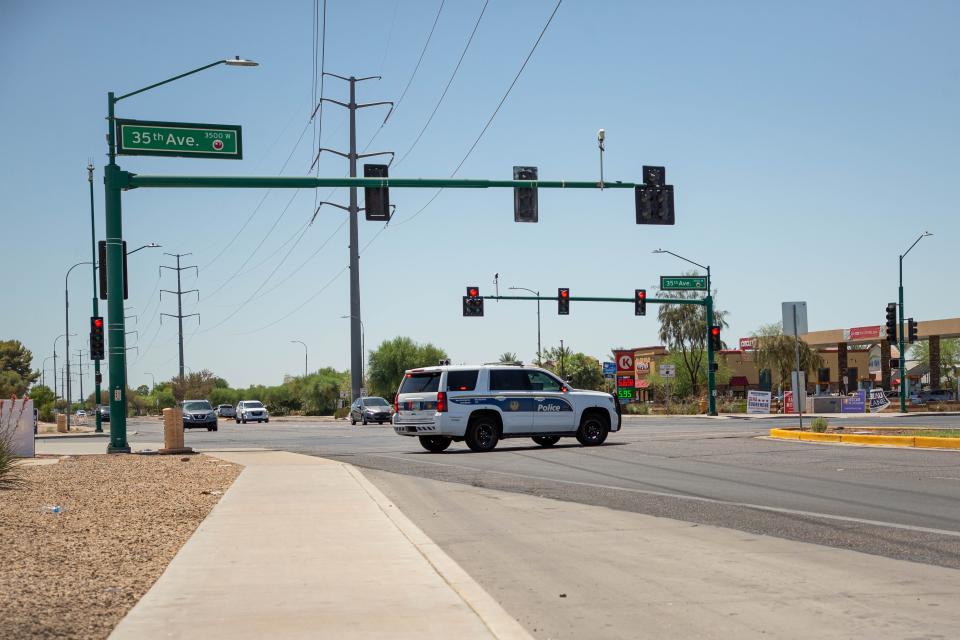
[811,416,829,433]
[623,403,649,415]
[333,407,350,420]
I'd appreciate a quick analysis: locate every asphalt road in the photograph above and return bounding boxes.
[128,414,960,567]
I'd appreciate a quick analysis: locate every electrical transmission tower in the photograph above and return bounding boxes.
[160,253,199,381]
[312,72,393,402]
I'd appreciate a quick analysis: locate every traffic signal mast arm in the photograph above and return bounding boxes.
[123,174,640,190]
[480,294,704,305]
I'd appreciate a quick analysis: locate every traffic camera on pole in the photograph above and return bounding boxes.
[364,164,391,221]
[907,318,918,343]
[884,303,897,344]
[635,289,647,316]
[513,166,538,223]
[635,165,675,225]
[462,286,483,317]
[90,316,105,361]
[709,325,722,351]
[558,288,570,315]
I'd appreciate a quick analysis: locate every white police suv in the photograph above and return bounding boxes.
[392,364,621,452]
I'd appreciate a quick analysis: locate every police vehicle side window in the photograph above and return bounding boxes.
[399,372,441,394]
[526,370,562,392]
[446,370,479,391]
[489,369,530,391]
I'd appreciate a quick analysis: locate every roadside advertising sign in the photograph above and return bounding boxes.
[636,380,650,389]
[602,362,617,378]
[869,389,891,413]
[617,375,635,388]
[614,351,634,373]
[841,390,867,413]
[843,326,882,341]
[635,359,651,376]
[739,337,755,350]
[747,390,771,414]
[617,388,634,399]
[784,391,794,414]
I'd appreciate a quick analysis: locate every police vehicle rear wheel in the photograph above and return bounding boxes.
[576,412,609,446]
[532,436,560,447]
[465,417,499,452]
[419,436,452,453]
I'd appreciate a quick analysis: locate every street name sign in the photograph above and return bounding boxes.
[659,275,707,291]
[116,118,243,159]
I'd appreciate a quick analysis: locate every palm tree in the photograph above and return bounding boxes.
[752,322,824,389]
[498,352,519,364]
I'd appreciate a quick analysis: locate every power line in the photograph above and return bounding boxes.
[159,253,199,380]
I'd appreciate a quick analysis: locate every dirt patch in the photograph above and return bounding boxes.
[0,454,241,639]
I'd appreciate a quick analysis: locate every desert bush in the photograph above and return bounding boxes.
[811,416,829,433]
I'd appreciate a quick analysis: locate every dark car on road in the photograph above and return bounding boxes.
[182,400,218,431]
[98,405,110,423]
[350,397,393,425]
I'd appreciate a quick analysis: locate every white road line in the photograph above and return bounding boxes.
[370,453,960,539]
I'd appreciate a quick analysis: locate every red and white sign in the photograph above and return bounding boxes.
[784,391,795,414]
[635,359,651,375]
[615,351,634,372]
[617,375,635,388]
[843,325,882,341]
[739,337,755,350]
[636,379,650,389]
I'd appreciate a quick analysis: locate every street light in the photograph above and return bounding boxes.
[65,261,92,430]
[652,248,717,416]
[898,231,933,412]
[290,340,308,378]
[103,56,257,453]
[340,315,365,399]
[509,286,541,364]
[126,242,162,255]
[42,355,55,389]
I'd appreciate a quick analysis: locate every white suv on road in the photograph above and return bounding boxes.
[392,364,621,453]
[235,400,269,424]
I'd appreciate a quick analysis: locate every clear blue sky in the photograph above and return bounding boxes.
[2,0,958,390]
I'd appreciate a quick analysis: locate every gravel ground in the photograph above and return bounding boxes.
[0,454,241,639]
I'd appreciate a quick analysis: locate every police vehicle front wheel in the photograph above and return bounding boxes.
[576,412,609,446]
[419,436,452,453]
[532,436,560,447]
[465,416,500,452]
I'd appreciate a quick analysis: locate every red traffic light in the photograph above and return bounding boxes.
[637,290,646,300]
[466,286,479,297]
[710,326,720,337]
[559,289,569,298]
[94,318,104,328]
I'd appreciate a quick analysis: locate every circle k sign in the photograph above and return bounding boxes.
[616,352,634,371]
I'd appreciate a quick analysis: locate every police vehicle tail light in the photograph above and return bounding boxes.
[394,393,400,413]
[436,391,448,413]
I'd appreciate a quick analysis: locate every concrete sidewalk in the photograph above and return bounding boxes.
[109,451,531,640]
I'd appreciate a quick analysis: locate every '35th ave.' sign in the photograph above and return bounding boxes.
[116,118,242,159]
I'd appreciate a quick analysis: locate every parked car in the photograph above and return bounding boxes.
[76,409,87,418]
[236,400,269,424]
[350,396,394,425]
[181,400,218,431]
[216,404,236,418]
[917,389,955,404]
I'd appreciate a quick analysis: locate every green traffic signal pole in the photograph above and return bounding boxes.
[898,232,932,413]
[104,57,257,453]
[88,164,102,432]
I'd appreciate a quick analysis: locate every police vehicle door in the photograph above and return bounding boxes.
[527,370,575,432]
[487,369,534,434]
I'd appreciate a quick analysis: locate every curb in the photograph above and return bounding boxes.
[770,428,960,449]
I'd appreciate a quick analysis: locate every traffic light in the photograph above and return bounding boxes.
[635,166,674,225]
[884,302,897,344]
[708,325,722,351]
[907,318,918,343]
[462,286,483,317]
[710,362,719,372]
[90,316,105,361]
[98,240,129,300]
[558,288,570,315]
[513,166,538,223]
[635,289,647,316]
[890,358,900,369]
[364,164,391,221]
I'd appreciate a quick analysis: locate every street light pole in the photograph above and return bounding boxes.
[52,333,70,410]
[509,286,541,364]
[290,340,308,378]
[340,315,366,396]
[898,231,932,413]
[65,261,92,431]
[103,57,256,453]
[653,249,717,416]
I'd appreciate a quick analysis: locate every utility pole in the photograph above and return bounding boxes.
[312,72,393,402]
[74,349,84,407]
[160,253,199,384]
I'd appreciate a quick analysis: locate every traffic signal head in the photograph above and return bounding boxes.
[635,289,647,316]
[643,165,665,187]
[364,164,391,221]
[635,184,675,225]
[462,286,483,317]
[884,302,897,344]
[708,325,722,351]
[558,288,570,315]
[513,166,538,223]
[890,357,900,369]
[907,318,918,343]
[90,316,105,361]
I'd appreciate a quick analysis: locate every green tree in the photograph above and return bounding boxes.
[656,278,729,397]
[170,369,218,401]
[911,338,960,388]
[136,384,150,396]
[0,340,39,396]
[752,322,824,389]
[498,352,519,364]
[543,351,604,390]
[367,337,448,399]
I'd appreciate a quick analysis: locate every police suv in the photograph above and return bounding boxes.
[392,364,621,452]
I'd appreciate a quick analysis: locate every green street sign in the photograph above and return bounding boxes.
[659,275,708,291]
[116,118,242,159]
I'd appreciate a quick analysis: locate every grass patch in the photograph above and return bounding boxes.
[912,429,960,438]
